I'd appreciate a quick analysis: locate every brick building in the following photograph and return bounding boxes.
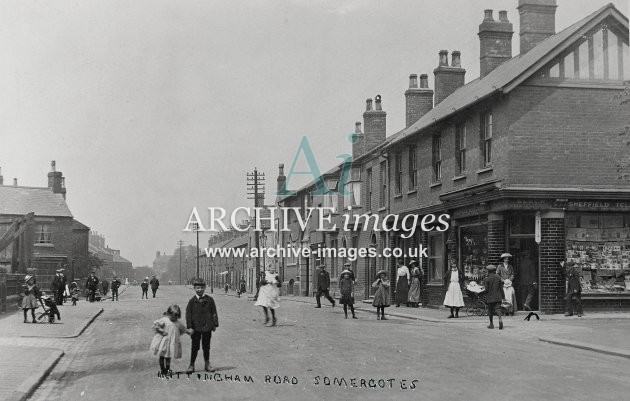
[0,162,90,289]
[88,231,133,281]
[274,0,630,313]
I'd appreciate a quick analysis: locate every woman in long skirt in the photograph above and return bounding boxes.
[339,270,357,319]
[372,270,390,320]
[407,260,422,307]
[255,270,281,326]
[443,262,465,318]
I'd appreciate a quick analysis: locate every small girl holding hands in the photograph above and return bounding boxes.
[150,304,192,375]
[372,270,390,320]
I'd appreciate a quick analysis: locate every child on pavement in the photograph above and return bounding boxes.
[372,270,390,320]
[186,278,219,373]
[151,304,191,375]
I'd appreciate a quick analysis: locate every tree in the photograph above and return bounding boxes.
[85,252,103,277]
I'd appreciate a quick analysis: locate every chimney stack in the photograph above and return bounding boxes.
[433,51,466,105]
[478,9,514,78]
[351,122,364,160]
[47,160,67,199]
[362,95,386,156]
[518,0,557,54]
[0,167,3,185]
[276,163,286,193]
[405,73,434,127]
[13,178,17,186]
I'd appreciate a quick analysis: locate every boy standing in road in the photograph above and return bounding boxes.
[111,276,121,301]
[186,278,219,373]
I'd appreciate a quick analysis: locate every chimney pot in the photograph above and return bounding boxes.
[355,121,362,133]
[484,9,494,21]
[409,74,418,89]
[13,178,17,186]
[366,98,373,111]
[375,95,382,111]
[499,10,509,22]
[419,74,429,88]
[51,160,56,172]
[278,163,284,175]
[439,50,449,66]
[451,51,461,68]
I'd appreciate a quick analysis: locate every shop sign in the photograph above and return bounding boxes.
[535,212,541,244]
[566,201,630,211]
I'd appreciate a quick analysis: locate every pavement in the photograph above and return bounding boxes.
[0,286,127,401]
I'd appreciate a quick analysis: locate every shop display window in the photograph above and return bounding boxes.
[459,224,488,282]
[565,213,630,294]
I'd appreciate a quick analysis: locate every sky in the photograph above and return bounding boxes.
[0,0,628,266]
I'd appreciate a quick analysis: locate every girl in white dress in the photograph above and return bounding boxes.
[150,305,191,375]
[255,270,281,326]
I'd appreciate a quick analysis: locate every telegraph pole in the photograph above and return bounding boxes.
[247,167,265,296]
[178,240,184,285]
[193,222,200,279]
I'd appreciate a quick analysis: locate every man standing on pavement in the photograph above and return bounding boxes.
[86,271,100,303]
[563,261,584,317]
[314,264,335,308]
[150,275,160,298]
[52,268,65,306]
[111,276,121,301]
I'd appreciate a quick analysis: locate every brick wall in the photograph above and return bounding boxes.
[539,218,565,314]
[487,217,506,265]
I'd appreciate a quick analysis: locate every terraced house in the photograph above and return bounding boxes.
[275,0,630,313]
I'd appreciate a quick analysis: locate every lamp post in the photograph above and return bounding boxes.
[210,260,214,293]
[178,240,184,285]
[193,223,200,279]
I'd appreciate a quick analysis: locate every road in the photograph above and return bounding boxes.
[30,285,630,401]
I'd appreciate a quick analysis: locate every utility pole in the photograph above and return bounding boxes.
[178,240,184,285]
[247,167,265,296]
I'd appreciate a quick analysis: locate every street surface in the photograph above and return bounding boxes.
[25,285,630,401]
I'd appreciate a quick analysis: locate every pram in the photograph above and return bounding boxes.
[36,295,61,323]
[464,281,488,316]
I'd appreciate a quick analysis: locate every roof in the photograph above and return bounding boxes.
[0,185,73,217]
[385,3,628,148]
[228,234,249,248]
[113,254,132,264]
[153,255,171,265]
[72,219,90,231]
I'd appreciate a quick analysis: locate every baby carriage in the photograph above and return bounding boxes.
[464,281,488,316]
[36,294,61,323]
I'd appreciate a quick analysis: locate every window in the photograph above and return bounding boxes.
[408,145,417,190]
[322,192,338,215]
[36,224,52,244]
[428,232,444,283]
[432,135,442,182]
[460,224,489,281]
[394,151,402,194]
[481,112,492,167]
[366,168,373,211]
[379,161,387,208]
[343,166,361,208]
[455,124,466,174]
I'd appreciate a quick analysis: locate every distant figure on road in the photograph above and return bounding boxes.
[372,270,390,320]
[70,282,80,306]
[52,268,66,306]
[255,270,281,326]
[111,276,121,301]
[224,283,229,294]
[238,279,246,297]
[150,275,160,298]
[141,278,149,299]
[151,304,191,375]
[85,271,100,303]
[186,278,219,373]
[22,275,40,323]
[314,264,335,309]
[339,269,356,319]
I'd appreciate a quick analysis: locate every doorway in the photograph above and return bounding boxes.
[508,237,540,311]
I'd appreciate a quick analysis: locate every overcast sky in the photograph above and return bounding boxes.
[1,0,627,266]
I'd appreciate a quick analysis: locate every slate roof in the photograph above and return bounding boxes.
[0,185,72,217]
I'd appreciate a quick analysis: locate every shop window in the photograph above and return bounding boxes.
[565,212,630,294]
[509,214,535,235]
[460,224,489,281]
[428,232,444,283]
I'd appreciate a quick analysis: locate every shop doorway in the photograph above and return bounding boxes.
[508,237,539,311]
